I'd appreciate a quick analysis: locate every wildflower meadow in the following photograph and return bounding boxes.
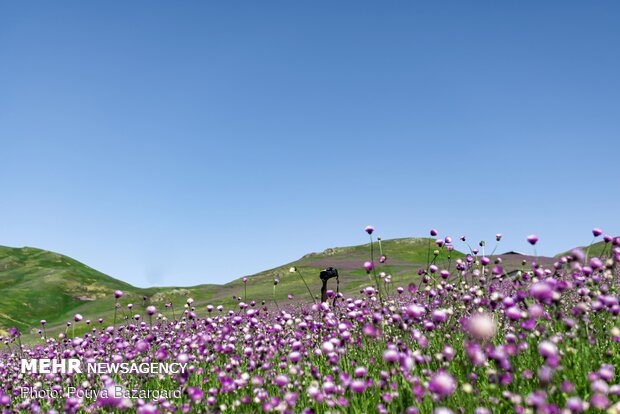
[2,227,620,414]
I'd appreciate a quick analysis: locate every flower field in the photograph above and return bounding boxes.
[2,228,620,414]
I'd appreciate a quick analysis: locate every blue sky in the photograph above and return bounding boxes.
[1,2,618,287]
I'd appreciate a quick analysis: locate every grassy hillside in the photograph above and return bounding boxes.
[555,240,615,258]
[0,246,136,330]
[0,238,464,338]
[222,237,464,303]
[0,246,220,335]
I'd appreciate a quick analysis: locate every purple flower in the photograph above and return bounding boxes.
[591,379,609,395]
[364,225,375,235]
[561,381,575,393]
[428,371,456,398]
[590,394,609,409]
[155,348,168,361]
[187,387,204,403]
[538,341,558,359]
[135,340,149,353]
[505,307,522,320]
[598,364,614,382]
[275,374,289,387]
[565,397,586,413]
[431,309,449,323]
[383,349,399,363]
[527,234,539,245]
[350,379,366,393]
[407,304,426,319]
[529,281,553,302]
[571,248,586,262]
[0,394,10,406]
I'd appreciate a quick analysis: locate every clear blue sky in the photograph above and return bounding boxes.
[1,2,618,287]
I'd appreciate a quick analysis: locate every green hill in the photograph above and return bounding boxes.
[0,246,220,335]
[555,240,615,258]
[0,245,136,330]
[0,238,461,338]
[222,237,464,303]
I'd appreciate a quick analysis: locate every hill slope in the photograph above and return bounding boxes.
[0,246,137,330]
[0,238,462,335]
[222,237,464,303]
[555,240,615,258]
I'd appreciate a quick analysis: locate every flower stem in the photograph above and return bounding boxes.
[297,268,316,303]
[369,234,383,305]
[273,285,280,310]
